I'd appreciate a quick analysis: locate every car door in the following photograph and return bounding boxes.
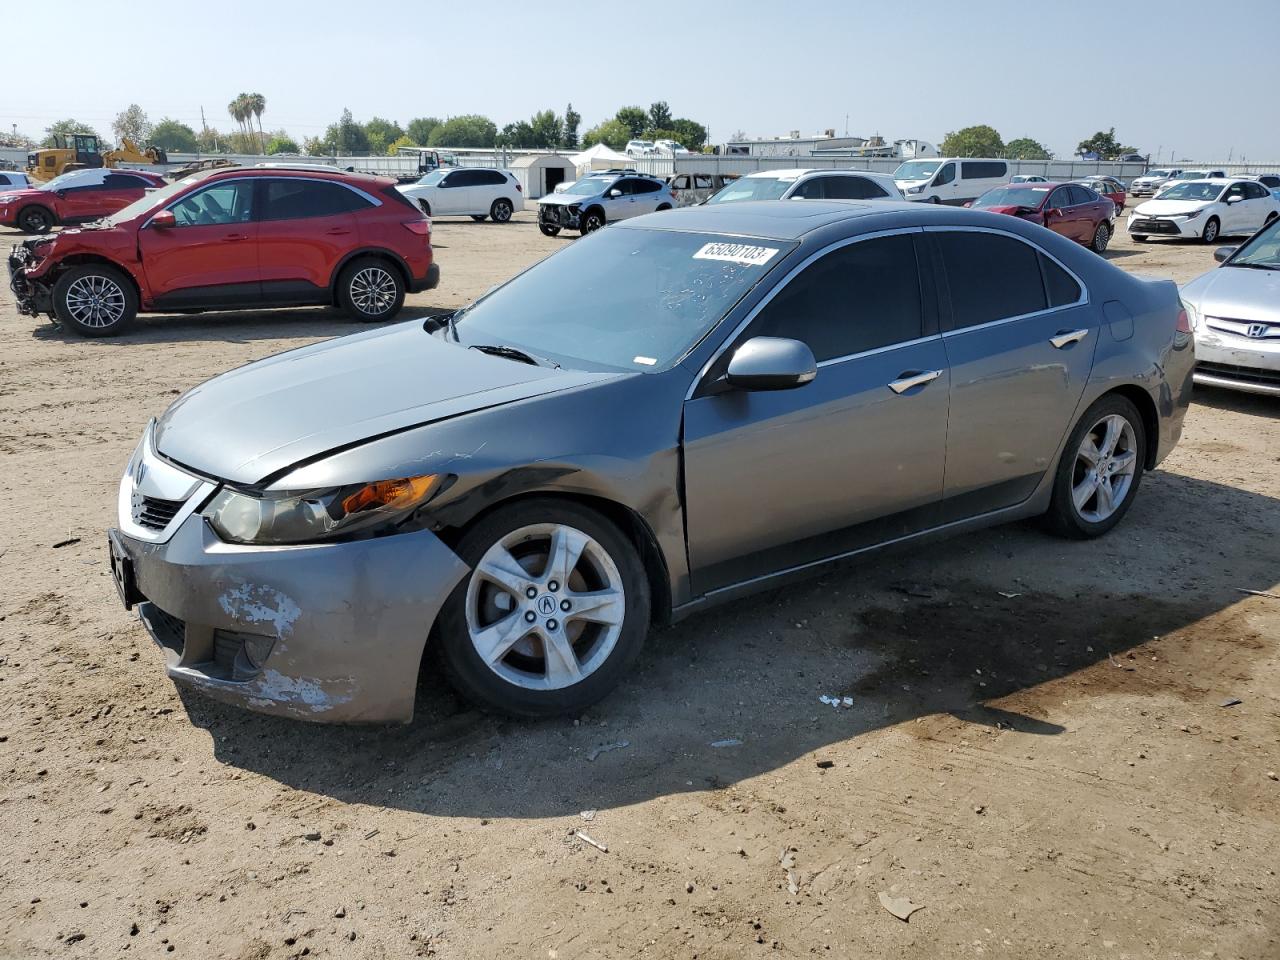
[1241,181,1272,231]
[931,162,957,201]
[138,178,260,308]
[930,228,1097,519]
[100,173,153,216]
[256,177,372,300]
[56,170,111,222]
[1070,184,1106,237]
[682,231,949,594]
[432,170,472,215]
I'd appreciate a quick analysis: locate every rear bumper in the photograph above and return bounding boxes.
[114,516,469,724]
[410,261,440,293]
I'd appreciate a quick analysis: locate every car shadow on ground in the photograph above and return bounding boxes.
[177,470,1278,820]
[25,305,452,346]
[1190,383,1280,416]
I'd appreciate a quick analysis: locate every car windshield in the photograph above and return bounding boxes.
[893,160,941,180]
[1168,172,1203,181]
[101,174,210,225]
[417,171,446,186]
[1147,170,1172,178]
[448,227,794,372]
[562,178,610,196]
[705,176,793,204]
[1226,217,1280,268]
[974,186,1049,207]
[1157,182,1222,202]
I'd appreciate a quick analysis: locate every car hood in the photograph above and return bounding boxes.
[154,321,617,486]
[1134,199,1210,216]
[0,187,51,203]
[537,193,589,207]
[1181,265,1280,323]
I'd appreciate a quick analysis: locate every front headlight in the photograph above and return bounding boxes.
[1181,299,1200,330]
[205,474,442,545]
[907,185,924,194]
[1174,209,1203,220]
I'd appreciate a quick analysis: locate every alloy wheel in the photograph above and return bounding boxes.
[1071,414,1138,523]
[583,213,603,232]
[1203,219,1219,243]
[493,200,512,222]
[64,274,126,329]
[349,267,397,316]
[1093,222,1110,253]
[465,523,626,691]
[20,209,51,233]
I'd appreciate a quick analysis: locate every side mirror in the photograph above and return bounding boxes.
[963,201,972,208]
[724,337,817,392]
[1213,245,1238,263]
[57,190,67,199]
[607,189,622,198]
[1225,194,1243,204]
[150,209,176,228]
[1045,208,1062,219]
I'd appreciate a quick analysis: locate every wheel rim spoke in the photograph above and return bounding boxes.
[1099,416,1122,456]
[1073,473,1099,511]
[475,547,531,598]
[1095,476,1115,515]
[1077,438,1102,466]
[471,612,529,666]
[543,630,584,685]
[566,587,624,626]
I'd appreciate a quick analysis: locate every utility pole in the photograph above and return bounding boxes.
[200,106,209,158]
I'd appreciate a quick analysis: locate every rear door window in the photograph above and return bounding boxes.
[1040,253,1082,307]
[824,176,890,200]
[633,179,662,194]
[961,161,1007,180]
[935,231,1048,329]
[260,179,371,220]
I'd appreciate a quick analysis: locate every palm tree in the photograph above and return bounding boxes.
[247,93,266,153]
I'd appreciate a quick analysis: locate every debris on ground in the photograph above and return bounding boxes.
[1219,697,1243,708]
[52,538,81,549]
[710,739,743,748]
[878,891,925,922]
[587,740,630,762]
[890,583,934,599]
[818,695,854,709]
[997,591,1022,598]
[815,759,835,769]
[572,830,608,853]
[579,810,596,822]
[1236,588,1280,600]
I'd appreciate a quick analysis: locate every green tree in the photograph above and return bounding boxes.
[1076,128,1137,160]
[406,116,440,145]
[561,103,581,150]
[266,134,301,155]
[150,118,199,153]
[427,115,497,148]
[387,134,417,156]
[940,124,1004,158]
[615,106,647,139]
[582,118,631,151]
[647,101,673,132]
[302,135,324,156]
[246,92,267,153]
[670,118,709,151]
[0,131,35,150]
[497,120,536,148]
[529,109,562,149]
[363,117,404,155]
[112,104,152,145]
[227,94,251,141]
[196,126,225,152]
[41,119,104,148]
[1003,137,1053,160]
[319,108,370,154]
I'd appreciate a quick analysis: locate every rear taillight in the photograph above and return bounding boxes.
[1175,308,1191,333]
[515,183,523,192]
[403,219,431,237]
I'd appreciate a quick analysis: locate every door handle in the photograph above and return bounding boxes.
[888,369,942,394]
[1049,328,1089,349]
[221,233,248,242]
[326,228,351,236]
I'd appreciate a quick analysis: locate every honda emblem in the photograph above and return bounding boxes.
[1247,323,1268,338]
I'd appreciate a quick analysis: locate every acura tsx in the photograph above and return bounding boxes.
[107,200,1194,722]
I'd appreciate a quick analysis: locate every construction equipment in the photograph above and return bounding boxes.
[26,134,168,182]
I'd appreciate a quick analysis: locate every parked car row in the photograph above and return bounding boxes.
[1128,178,1279,244]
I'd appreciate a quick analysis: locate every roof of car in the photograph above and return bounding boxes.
[203,166,395,188]
[620,199,939,240]
[742,168,888,180]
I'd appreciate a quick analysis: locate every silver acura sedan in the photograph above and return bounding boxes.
[108,201,1194,723]
[1181,216,1280,396]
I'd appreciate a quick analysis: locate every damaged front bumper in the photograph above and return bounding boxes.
[7,241,52,317]
[110,442,470,723]
[538,202,581,230]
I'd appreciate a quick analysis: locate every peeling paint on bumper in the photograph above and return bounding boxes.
[113,517,469,724]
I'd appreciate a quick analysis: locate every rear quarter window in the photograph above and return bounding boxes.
[961,161,1008,180]
[935,232,1048,329]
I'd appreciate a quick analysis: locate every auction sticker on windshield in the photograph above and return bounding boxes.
[693,242,781,267]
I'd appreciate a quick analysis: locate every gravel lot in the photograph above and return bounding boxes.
[2,208,1278,960]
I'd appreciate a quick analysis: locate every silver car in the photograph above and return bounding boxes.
[108,201,1193,723]
[537,172,675,236]
[1181,216,1280,395]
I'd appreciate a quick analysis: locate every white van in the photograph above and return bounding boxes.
[893,158,1011,204]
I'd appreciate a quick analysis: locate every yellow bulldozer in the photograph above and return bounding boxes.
[26,134,168,182]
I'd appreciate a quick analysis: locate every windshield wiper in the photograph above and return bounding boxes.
[1229,262,1280,270]
[469,344,560,368]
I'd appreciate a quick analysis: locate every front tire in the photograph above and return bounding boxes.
[579,208,605,234]
[1091,220,1111,254]
[1043,395,1146,540]
[336,257,405,322]
[17,205,54,234]
[539,223,561,237]
[490,198,514,223]
[437,499,651,718]
[52,264,137,337]
[1201,217,1220,244]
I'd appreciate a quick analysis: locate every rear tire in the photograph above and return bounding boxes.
[1131,234,1148,242]
[1201,217,1220,244]
[17,205,54,234]
[418,200,431,217]
[52,264,138,337]
[1043,394,1146,540]
[436,498,651,718]
[1091,220,1111,254]
[656,203,672,212]
[490,198,514,223]
[336,256,405,323]
[539,223,561,237]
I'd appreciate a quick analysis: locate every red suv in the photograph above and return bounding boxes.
[969,181,1116,254]
[1,168,167,234]
[8,167,437,336]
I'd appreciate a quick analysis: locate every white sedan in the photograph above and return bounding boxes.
[1128,179,1279,243]
[397,168,524,222]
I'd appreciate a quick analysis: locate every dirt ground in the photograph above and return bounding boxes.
[1,207,1278,960]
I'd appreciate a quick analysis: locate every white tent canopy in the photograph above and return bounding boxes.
[568,143,632,174]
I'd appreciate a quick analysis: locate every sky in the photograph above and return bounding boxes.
[3,0,1277,164]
